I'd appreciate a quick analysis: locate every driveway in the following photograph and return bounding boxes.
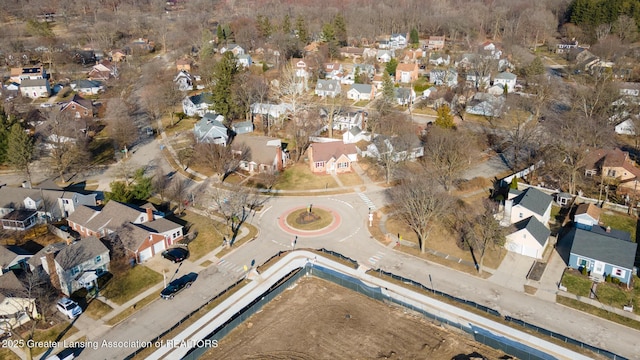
[487,251,534,292]
[536,249,567,302]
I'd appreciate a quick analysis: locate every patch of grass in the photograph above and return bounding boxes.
[597,281,638,315]
[84,299,113,320]
[557,295,640,331]
[0,348,21,360]
[215,222,259,258]
[222,172,245,184]
[28,323,78,355]
[180,211,224,260]
[105,291,159,326]
[89,137,115,165]
[353,100,370,107]
[337,172,363,187]
[600,212,637,241]
[101,266,162,305]
[274,164,339,190]
[561,270,592,297]
[161,148,206,181]
[164,117,197,135]
[200,260,213,267]
[285,208,334,231]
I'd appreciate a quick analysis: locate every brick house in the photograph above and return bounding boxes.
[307,141,358,174]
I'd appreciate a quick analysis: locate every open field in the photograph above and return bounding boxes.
[206,277,509,359]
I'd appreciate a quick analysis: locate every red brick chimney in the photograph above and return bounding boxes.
[44,248,61,291]
[146,207,153,222]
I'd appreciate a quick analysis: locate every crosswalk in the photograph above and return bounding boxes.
[358,192,376,211]
[368,250,385,266]
[217,259,244,274]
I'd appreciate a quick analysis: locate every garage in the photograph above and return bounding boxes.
[153,240,166,255]
[138,248,153,262]
[505,217,550,260]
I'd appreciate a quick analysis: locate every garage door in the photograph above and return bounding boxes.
[521,245,539,259]
[138,248,153,262]
[505,241,522,255]
[153,240,166,255]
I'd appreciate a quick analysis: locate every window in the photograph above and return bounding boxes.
[613,268,626,277]
[71,266,80,275]
[95,255,101,263]
[519,212,523,218]
[337,162,348,169]
[62,199,69,205]
[607,169,616,177]
[315,161,325,168]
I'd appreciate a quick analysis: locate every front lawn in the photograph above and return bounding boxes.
[101,266,162,305]
[600,212,637,241]
[0,348,20,360]
[28,323,78,355]
[337,171,363,187]
[84,299,113,320]
[180,210,224,260]
[560,270,592,297]
[596,279,640,315]
[274,164,339,190]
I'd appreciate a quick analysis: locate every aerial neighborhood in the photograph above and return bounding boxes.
[0,0,640,359]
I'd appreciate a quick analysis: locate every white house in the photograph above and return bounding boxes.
[0,272,38,329]
[343,126,371,144]
[237,54,252,68]
[193,113,228,145]
[330,110,367,131]
[315,79,341,98]
[505,216,550,259]
[389,33,407,49]
[466,72,491,89]
[615,118,636,135]
[294,59,310,79]
[376,50,393,63]
[70,79,104,95]
[19,78,50,98]
[394,87,416,105]
[174,70,192,91]
[428,53,450,66]
[493,72,517,92]
[505,187,553,226]
[220,44,245,56]
[182,92,214,117]
[429,69,458,87]
[347,84,374,101]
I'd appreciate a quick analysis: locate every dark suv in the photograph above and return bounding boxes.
[160,272,198,299]
[162,246,189,263]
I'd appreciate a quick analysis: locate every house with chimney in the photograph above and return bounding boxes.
[501,187,553,259]
[583,147,640,195]
[194,113,229,145]
[66,201,183,263]
[307,141,358,174]
[88,59,118,81]
[60,94,94,120]
[29,237,110,296]
[233,134,287,174]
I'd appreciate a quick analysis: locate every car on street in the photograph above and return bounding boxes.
[39,102,53,108]
[162,246,189,263]
[160,272,198,299]
[56,298,82,319]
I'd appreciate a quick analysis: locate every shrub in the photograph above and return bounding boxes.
[612,277,621,285]
[580,266,588,276]
[605,274,612,283]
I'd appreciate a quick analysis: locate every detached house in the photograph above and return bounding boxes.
[573,203,601,230]
[395,63,419,84]
[502,187,553,258]
[505,216,550,259]
[584,148,640,194]
[60,94,94,120]
[428,36,445,50]
[234,135,286,174]
[0,246,32,275]
[70,79,104,95]
[429,68,458,87]
[20,78,51,99]
[315,79,341,98]
[174,70,193,91]
[220,44,245,56]
[183,92,214,117]
[29,237,110,296]
[505,187,553,226]
[176,58,192,72]
[324,63,343,80]
[88,60,118,81]
[194,113,229,145]
[0,272,38,328]
[308,141,358,174]
[347,84,375,101]
[493,72,517,92]
[389,33,408,49]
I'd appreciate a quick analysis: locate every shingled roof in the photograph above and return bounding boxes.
[309,142,357,162]
[511,216,550,246]
[567,227,637,270]
[54,237,108,271]
[512,188,552,217]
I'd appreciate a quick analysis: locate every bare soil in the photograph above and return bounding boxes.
[204,277,509,360]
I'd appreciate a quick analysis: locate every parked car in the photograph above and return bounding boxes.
[56,298,82,319]
[160,272,198,300]
[162,246,189,263]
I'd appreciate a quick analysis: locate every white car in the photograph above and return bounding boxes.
[39,103,53,108]
[56,298,82,319]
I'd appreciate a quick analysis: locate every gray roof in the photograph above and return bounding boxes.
[54,237,108,271]
[68,201,147,234]
[350,84,372,94]
[316,79,341,91]
[71,79,103,89]
[189,92,214,106]
[29,242,66,269]
[233,134,281,166]
[512,217,550,246]
[0,271,27,300]
[512,188,552,217]
[20,78,48,87]
[0,246,30,269]
[567,228,637,270]
[495,72,517,80]
[66,204,98,225]
[138,217,182,234]
[349,126,362,136]
[118,218,182,252]
[589,225,631,242]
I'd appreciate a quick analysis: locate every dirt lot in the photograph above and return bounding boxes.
[205,278,510,359]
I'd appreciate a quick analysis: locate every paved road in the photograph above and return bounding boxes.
[71,192,640,359]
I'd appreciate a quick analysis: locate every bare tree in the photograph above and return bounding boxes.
[209,183,270,244]
[44,111,90,183]
[271,63,314,144]
[167,177,189,215]
[152,164,171,203]
[105,98,137,151]
[373,112,418,184]
[422,127,472,192]
[458,199,506,274]
[233,72,270,122]
[388,172,453,253]
[195,142,250,180]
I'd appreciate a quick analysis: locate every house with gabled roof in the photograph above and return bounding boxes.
[565,227,637,287]
[505,216,550,259]
[428,36,445,50]
[20,78,51,99]
[308,141,358,174]
[70,79,104,95]
[233,134,286,174]
[389,33,408,49]
[493,72,517,92]
[194,113,229,145]
[0,271,38,328]
[29,237,110,296]
[60,94,94,120]
[573,203,601,230]
[174,70,193,91]
[116,218,184,263]
[0,246,32,275]
[428,53,450,66]
[376,50,393,63]
[315,79,341,98]
[182,92,214,117]
[583,147,640,194]
[88,59,118,81]
[396,63,419,84]
[220,44,245,56]
[176,58,192,72]
[347,84,374,101]
[0,186,98,224]
[505,187,553,226]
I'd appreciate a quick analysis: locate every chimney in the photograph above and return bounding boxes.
[606,226,611,233]
[44,248,61,291]
[504,199,513,220]
[146,207,153,222]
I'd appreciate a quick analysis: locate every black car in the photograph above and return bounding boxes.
[162,247,190,263]
[160,272,198,299]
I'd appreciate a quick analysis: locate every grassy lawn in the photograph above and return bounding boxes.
[353,100,370,107]
[101,266,162,305]
[560,270,592,297]
[274,164,339,190]
[285,208,333,230]
[596,279,640,315]
[180,211,224,260]
[411,107,437,116]
[557,296,640,331]
[337,171,364,187]
[0,348,20,360]
[215,221,259,258]
[106,291,159,326]
[161,148,207,181]
[600,212,637,241]
[29,324,78,355]
[164,117,197,135]
[89,137,115,165]
[84,299,113,320]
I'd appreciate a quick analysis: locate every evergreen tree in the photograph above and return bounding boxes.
[130,168,154,200]
[7,123,35,183]
[526,57,545,77]
[409,28,420,46]
[385,58,399,76]
[435,104,455,129]
[217,24,224,42]
[212,52,240,121]
[333,13,348,46]
[106,181,133,203]
[382,72,396,109]
[296,16,308,44]
[281,13,291,35]
[256,15,273,38]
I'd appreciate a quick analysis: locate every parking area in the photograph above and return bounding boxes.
[142,252,204,281]
[488,251,535,292]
